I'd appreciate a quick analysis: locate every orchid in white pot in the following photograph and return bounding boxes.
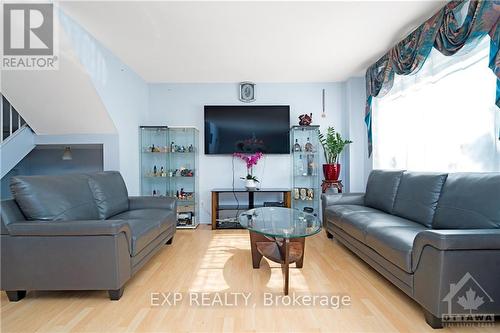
[233,152,264,191]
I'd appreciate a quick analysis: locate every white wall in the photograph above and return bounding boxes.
[148,83,347,223]
[1,8,370,214]
[59,9,148,195]
[55,9,369,218]
[344,77,372,192]
[1,13,116,136]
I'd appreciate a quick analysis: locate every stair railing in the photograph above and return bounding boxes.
[1,93,28,144]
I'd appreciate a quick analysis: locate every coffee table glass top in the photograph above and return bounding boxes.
[238,207,321,239]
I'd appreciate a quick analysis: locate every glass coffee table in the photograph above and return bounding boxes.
[238,207,322,295]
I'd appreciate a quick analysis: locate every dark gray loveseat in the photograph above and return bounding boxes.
[1,171,176,301]
[322,170,500,328]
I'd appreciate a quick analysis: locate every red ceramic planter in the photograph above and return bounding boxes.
[323,163,341,181]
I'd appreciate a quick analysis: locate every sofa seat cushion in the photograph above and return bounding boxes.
[112,209,175,228]
[365,223,426,273]
[87,171,129,219]
[331,207,419,243]
[393,172,447,228]
[325,204,380,222]
[111,209,176,255]
[10,174,99,221]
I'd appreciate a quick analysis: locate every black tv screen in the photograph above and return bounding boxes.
[204,105,290,154]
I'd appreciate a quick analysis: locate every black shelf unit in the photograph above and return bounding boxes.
[211,188,291,229]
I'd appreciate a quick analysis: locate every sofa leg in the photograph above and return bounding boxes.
[325,230,333,239]
[423,308,443,329]
[166,236,174,245]
[108,287,124,301]
[5,290,27,302]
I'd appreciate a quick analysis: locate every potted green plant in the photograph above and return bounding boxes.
[319,127,352,181]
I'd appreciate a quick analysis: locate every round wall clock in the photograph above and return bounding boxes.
[239,82,255,102]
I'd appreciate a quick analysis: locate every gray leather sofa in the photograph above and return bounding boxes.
[1,171,176,301]
[322,170,500,328]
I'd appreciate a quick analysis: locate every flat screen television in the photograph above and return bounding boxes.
[204,105,290,154]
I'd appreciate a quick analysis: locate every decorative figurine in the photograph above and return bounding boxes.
[188,144,194,152]
[180,168,194,177]
[300,188,307,200]
[294,188,300,200]
[307,188,314,200]
[298,113,313,126]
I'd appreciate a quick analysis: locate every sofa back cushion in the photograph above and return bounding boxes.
[87,171,129,219]
[393,172,447,227]
[364,170,404,213]
[10,174,99,221]
[433,173,500,229]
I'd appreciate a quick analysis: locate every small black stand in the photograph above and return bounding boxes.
[211,188,291,229]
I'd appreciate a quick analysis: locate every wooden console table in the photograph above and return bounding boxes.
[211,188,291,229]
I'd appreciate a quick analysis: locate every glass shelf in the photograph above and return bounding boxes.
[290,126,320,218]
[140,126,199,229]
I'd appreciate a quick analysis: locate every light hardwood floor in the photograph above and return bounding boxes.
[1,226,496,333]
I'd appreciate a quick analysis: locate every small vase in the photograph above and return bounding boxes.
[323,163,341,181]
[245,179,257,191]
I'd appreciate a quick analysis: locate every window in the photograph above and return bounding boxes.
[372,37,499,172]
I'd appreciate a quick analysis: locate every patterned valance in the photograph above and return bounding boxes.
[365,0,500,156]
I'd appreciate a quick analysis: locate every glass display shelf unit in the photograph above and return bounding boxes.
[140,126,199,229]
[290,125,321,219]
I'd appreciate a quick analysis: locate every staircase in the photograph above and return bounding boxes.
[0,94,36,178]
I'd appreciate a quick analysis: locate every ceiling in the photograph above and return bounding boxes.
[61,1,447,83]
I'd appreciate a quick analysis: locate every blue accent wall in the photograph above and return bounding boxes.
[1,145,103,200]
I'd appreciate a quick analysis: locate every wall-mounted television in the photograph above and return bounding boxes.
[204,105,290,154]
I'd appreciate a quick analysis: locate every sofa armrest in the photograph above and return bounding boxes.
[321,193,365,208]
[1,200,27,235]
[412,229,500,271]
[128,196,176,211]
[6,219,131,239]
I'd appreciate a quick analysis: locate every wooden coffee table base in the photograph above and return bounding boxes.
[249,231,305,295]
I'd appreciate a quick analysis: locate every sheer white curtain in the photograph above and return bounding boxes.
[372,36,500,172]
